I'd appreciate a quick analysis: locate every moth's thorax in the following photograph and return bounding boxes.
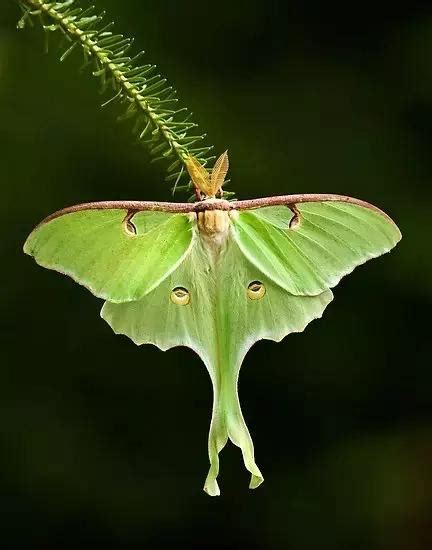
[195,199,231,249]
[198,210,229,235]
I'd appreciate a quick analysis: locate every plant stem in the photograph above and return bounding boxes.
[18,0,214,190]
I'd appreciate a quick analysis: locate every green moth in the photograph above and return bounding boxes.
[24,151,401,496]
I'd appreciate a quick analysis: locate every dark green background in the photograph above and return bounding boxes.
[0,1,431,548]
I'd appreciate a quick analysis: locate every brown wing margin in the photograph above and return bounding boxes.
[234,194,398,225]
[34,193,398,227]
[35,200,197,227]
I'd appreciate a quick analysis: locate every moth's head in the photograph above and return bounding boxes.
[185,151,229,199]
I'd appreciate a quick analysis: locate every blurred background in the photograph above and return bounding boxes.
[0,0,431,548]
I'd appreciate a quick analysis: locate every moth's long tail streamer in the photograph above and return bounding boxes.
[204,368,263,496]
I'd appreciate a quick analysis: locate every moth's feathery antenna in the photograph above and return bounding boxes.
[211,150,229,196]
[186,152,230,199]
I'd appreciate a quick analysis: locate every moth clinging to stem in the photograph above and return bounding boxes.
[20,0,401,497]
[25,151,401,495]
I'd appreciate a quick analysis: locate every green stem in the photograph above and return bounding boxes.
[18,0,214,190]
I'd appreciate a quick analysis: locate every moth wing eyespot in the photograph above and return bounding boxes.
[247,281,266,300]
[170,286,191,306]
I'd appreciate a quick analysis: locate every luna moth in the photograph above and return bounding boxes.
[24,151,401,495]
